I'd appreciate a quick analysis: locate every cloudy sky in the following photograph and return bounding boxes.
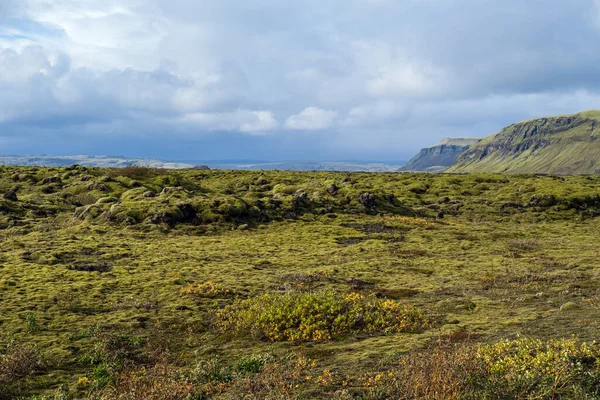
[2,0,600,162]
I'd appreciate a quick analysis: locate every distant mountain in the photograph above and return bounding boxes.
[399,137,482,172]
[0,155,197,169]
[447,110,600,175]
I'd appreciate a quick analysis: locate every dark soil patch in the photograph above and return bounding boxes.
[69,262,113,273]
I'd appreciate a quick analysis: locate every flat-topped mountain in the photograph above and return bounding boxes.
[399,137,482,172]
[447,110,600,175]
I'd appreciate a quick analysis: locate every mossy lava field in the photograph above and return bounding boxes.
[2,165,600,399]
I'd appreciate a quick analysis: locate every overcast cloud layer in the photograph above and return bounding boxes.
[2,0,600,161]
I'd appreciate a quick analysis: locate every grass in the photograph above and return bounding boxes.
[0,166,600,398]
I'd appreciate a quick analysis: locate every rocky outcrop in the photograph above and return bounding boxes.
[400,138,482,172]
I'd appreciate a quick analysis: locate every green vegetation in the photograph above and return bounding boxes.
[437,137,483,147]
[1,165,600,398]
[448,110,600,174]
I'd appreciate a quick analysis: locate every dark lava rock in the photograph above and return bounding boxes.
[327,184,339,195]
[41,176,62,185]
[283,211,298,220]
[347,278,375,290]
[358,192,377,209]
[293,191,310,208]
[177,203,197,221]
[86,183,108,192]
[161,186,183,195]
[148,212,173,225]
[502,201,523,209]
[2,191,17,201]
[529,194,558,207]
[70,262,112,273]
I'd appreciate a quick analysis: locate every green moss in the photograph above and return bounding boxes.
[0,166,599,397]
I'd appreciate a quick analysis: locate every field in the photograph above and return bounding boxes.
[2,165,600,399]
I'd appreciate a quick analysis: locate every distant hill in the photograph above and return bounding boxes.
[0,155,197,169]
[399,137,482,172]
[0,156,403,172]
[204,161,406,172]
[447,110,600,175]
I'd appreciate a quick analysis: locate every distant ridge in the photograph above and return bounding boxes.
[400,137,482,172]
[0,155,196,169]
[204,161,404,172]
[447,110,600,175]
[0,155,403,172]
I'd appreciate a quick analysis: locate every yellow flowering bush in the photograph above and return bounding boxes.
[180,281,236,298]
[215,291,429,342]
[475,337,600,399]
[76,376,92,389]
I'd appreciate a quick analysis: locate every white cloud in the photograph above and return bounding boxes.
[240,111,279,133]
[343,101,408,128]
[176,110,278,134]
[285,107,338,130]
[366,63,445,98]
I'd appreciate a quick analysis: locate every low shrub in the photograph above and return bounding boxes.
[279,271,332,291]
[0,342,42,399]
[75,192,99,206]
[91,363,195,400]
[351,337,600,400]
[215,291,429,342]
[107,166,162,180]
[218,353,314,399]
[93,353,310,400]
[78,331,147,389]
[507,239,540,252]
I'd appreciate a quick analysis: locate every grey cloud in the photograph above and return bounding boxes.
[2,0,600,160]
[0,45,255,126]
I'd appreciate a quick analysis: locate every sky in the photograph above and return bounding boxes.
[2,0,600,162]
